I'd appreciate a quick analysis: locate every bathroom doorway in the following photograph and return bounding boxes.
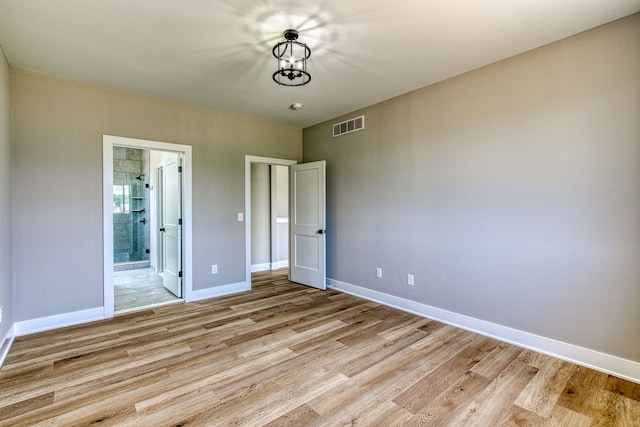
[111,147,182,312]
[103,135,193,318]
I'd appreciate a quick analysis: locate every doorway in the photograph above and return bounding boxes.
[103,135,193,318]
[250,163,290,273]
[244,156,297,286]
[245,156,327,290]
[111,146,180,311]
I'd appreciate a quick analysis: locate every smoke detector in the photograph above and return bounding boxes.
[289,103,303,110]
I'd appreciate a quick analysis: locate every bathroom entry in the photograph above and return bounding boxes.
[111,147,183,311]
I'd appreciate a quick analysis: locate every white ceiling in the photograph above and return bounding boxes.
[0,0,638,128]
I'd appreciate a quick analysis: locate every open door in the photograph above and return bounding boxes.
[160,154,183,297]
[289,161,326,289]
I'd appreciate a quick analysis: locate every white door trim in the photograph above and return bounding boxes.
[103,135,193,318]
[244,155,297,288]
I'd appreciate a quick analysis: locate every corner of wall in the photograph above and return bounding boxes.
[0,43,15,367]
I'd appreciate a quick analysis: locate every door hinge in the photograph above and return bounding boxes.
[178,271,183,278]
[178,218,182,225]
[178,166,183,173]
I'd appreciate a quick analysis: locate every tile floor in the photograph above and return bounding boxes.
[114,267,181,312]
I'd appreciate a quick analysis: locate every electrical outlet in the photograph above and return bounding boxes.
[376,268,382,279]
[408,274,414,286]
[212,264,218,274]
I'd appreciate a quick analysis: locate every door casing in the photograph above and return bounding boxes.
[103,135,193,318]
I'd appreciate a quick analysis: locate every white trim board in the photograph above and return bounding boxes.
[251,261,289,273]
[327,278,640,384]
[251,263,272,273]
[189,281,249,302]
[13,307,104,337]
[0,325,15,368]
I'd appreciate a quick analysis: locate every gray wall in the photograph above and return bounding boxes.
[251,163,271,266]
[11,70,301,321]
[0,47,12,340]
[303,14,640,362]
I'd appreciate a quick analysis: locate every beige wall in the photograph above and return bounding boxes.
[11,70,301,321]
[0,47,12,342]
[303,14,640,362]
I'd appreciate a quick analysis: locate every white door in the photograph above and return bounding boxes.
[161,154,182,297]
[289,161,326,289]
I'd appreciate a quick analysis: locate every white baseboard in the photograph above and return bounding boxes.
[251,261,289,273]
[328,278,640,384]
[272,260,289,269]
[251,263,271,273]
[0,325,15,368]
[188,281,250,302]
[13,307,105,337]
[10,281,251,338]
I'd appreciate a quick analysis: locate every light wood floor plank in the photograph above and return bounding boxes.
[515,357,576,418]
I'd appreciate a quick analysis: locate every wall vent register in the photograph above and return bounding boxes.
[333,115,365,137]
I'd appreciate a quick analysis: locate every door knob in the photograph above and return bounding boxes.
[317,229,326,234]
[159,227,166,232]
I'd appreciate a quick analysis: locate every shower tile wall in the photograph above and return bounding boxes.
[113,147,150,264]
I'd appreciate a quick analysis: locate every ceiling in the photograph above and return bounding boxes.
[0,1,638,128]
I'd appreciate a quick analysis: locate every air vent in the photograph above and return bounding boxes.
[333,115,365,137]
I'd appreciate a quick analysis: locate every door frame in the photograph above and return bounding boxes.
[244,155,297,288]
[103,135,193,318]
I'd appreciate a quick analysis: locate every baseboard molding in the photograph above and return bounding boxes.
[8,281,250,339]
[13,307,105,337]
[251,263,271,273]
[188,281,250,302]
[0,325,15,368]
[272,260,288,269]
[328,278,640,384]
[251,261,289,273]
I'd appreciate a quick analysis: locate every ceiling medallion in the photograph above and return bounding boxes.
[272,29,311,87]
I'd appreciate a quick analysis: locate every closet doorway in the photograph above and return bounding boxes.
[250,163,290,273]
[245,156,297,285]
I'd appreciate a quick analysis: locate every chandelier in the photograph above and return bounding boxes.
[272,29,311,86]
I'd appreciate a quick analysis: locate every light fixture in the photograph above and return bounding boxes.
[272,29,311,86]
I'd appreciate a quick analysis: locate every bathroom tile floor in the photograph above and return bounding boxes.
[114,267,181,312]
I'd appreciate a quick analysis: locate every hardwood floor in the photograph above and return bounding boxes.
[1,269,639,426]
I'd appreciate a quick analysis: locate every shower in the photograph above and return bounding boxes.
[113,147,150,269]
